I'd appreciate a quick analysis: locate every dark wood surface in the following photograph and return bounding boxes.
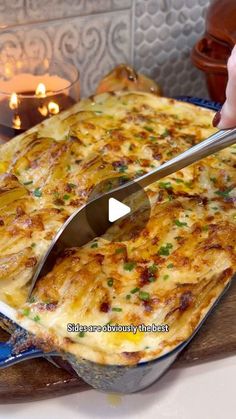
[0,279,235,403]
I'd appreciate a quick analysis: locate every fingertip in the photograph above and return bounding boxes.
[212,111,221,128]
[213,103,236,129]
[217,114,236,130]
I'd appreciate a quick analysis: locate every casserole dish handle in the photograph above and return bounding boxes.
[0,336,49,368]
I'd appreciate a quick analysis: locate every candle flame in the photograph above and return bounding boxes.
[48,101,60,115]
[38,105,48,117]
[9,92,19,110]
[12,115,21,129]
[35,83,46,98]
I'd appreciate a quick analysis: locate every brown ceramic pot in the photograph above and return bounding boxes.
[192,0,236,103]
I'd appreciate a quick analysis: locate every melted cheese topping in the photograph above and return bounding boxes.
[0,92,236,365]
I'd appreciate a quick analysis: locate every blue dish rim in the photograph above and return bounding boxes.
[174,96,222,111]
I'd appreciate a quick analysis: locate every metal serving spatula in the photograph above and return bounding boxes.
[29,127,236,297]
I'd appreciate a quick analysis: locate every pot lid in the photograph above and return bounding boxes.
[207,0,236,46]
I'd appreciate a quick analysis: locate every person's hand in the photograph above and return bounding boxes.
[213,45,236,129]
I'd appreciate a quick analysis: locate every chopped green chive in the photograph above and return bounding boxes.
[63,194,70,200]
[159,181,172,189]
[107,278,114,287]
[174,219,188,227]
[118,164,128,173]
[126,294,131,300]
[162,129,170,137]
[22,308,30,316]
[144,125,154,132]
[23,180,33,185]
[91,242,98,248]
[78,331,85,337]
[112,307,122,312]
[68,183,76,188]
[33,188,42,198]
[31,243,36,248]
[124,261,136,271]
[167,263,174,269]
[158,243,173,256]
[33,315,40,322]
[130,287,140,294]
[215,188,234,198]
[139,291,150,301]
[163,275,169,280]
[148,264,158,275]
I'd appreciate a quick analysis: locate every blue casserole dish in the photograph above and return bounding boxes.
[0,96,226,394]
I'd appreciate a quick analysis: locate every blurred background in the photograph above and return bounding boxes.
[0,0,213,98]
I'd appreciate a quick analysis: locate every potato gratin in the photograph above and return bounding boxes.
[0,92,236,365]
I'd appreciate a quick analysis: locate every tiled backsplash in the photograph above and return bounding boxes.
[0,0,212,98]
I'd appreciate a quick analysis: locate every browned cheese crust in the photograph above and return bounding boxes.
[0,92,235,365]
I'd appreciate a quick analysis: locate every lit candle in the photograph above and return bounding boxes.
[12,114,21,130]
[35,83,46,98]
[9,92,19,110]
[48,101,60,115]
[0,59,80,142]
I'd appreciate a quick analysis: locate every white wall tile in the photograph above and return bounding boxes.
[0,0,214,98]
[134,0,213,98]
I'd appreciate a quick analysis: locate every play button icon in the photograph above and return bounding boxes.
[108,198,131,222]
[85,176,151,243]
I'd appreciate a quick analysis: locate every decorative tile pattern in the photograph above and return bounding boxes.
[0,10,133,97]
[134,0,213,98]
[0,0,132,26]
[0,0,213,98]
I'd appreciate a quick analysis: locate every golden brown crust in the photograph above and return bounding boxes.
[0,92,235,365]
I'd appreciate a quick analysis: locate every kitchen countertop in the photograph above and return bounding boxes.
[0,355,235,419]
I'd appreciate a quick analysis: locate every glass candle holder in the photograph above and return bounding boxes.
[0,58,80,142]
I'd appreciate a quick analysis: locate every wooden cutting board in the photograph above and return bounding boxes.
[0,279,235,403]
